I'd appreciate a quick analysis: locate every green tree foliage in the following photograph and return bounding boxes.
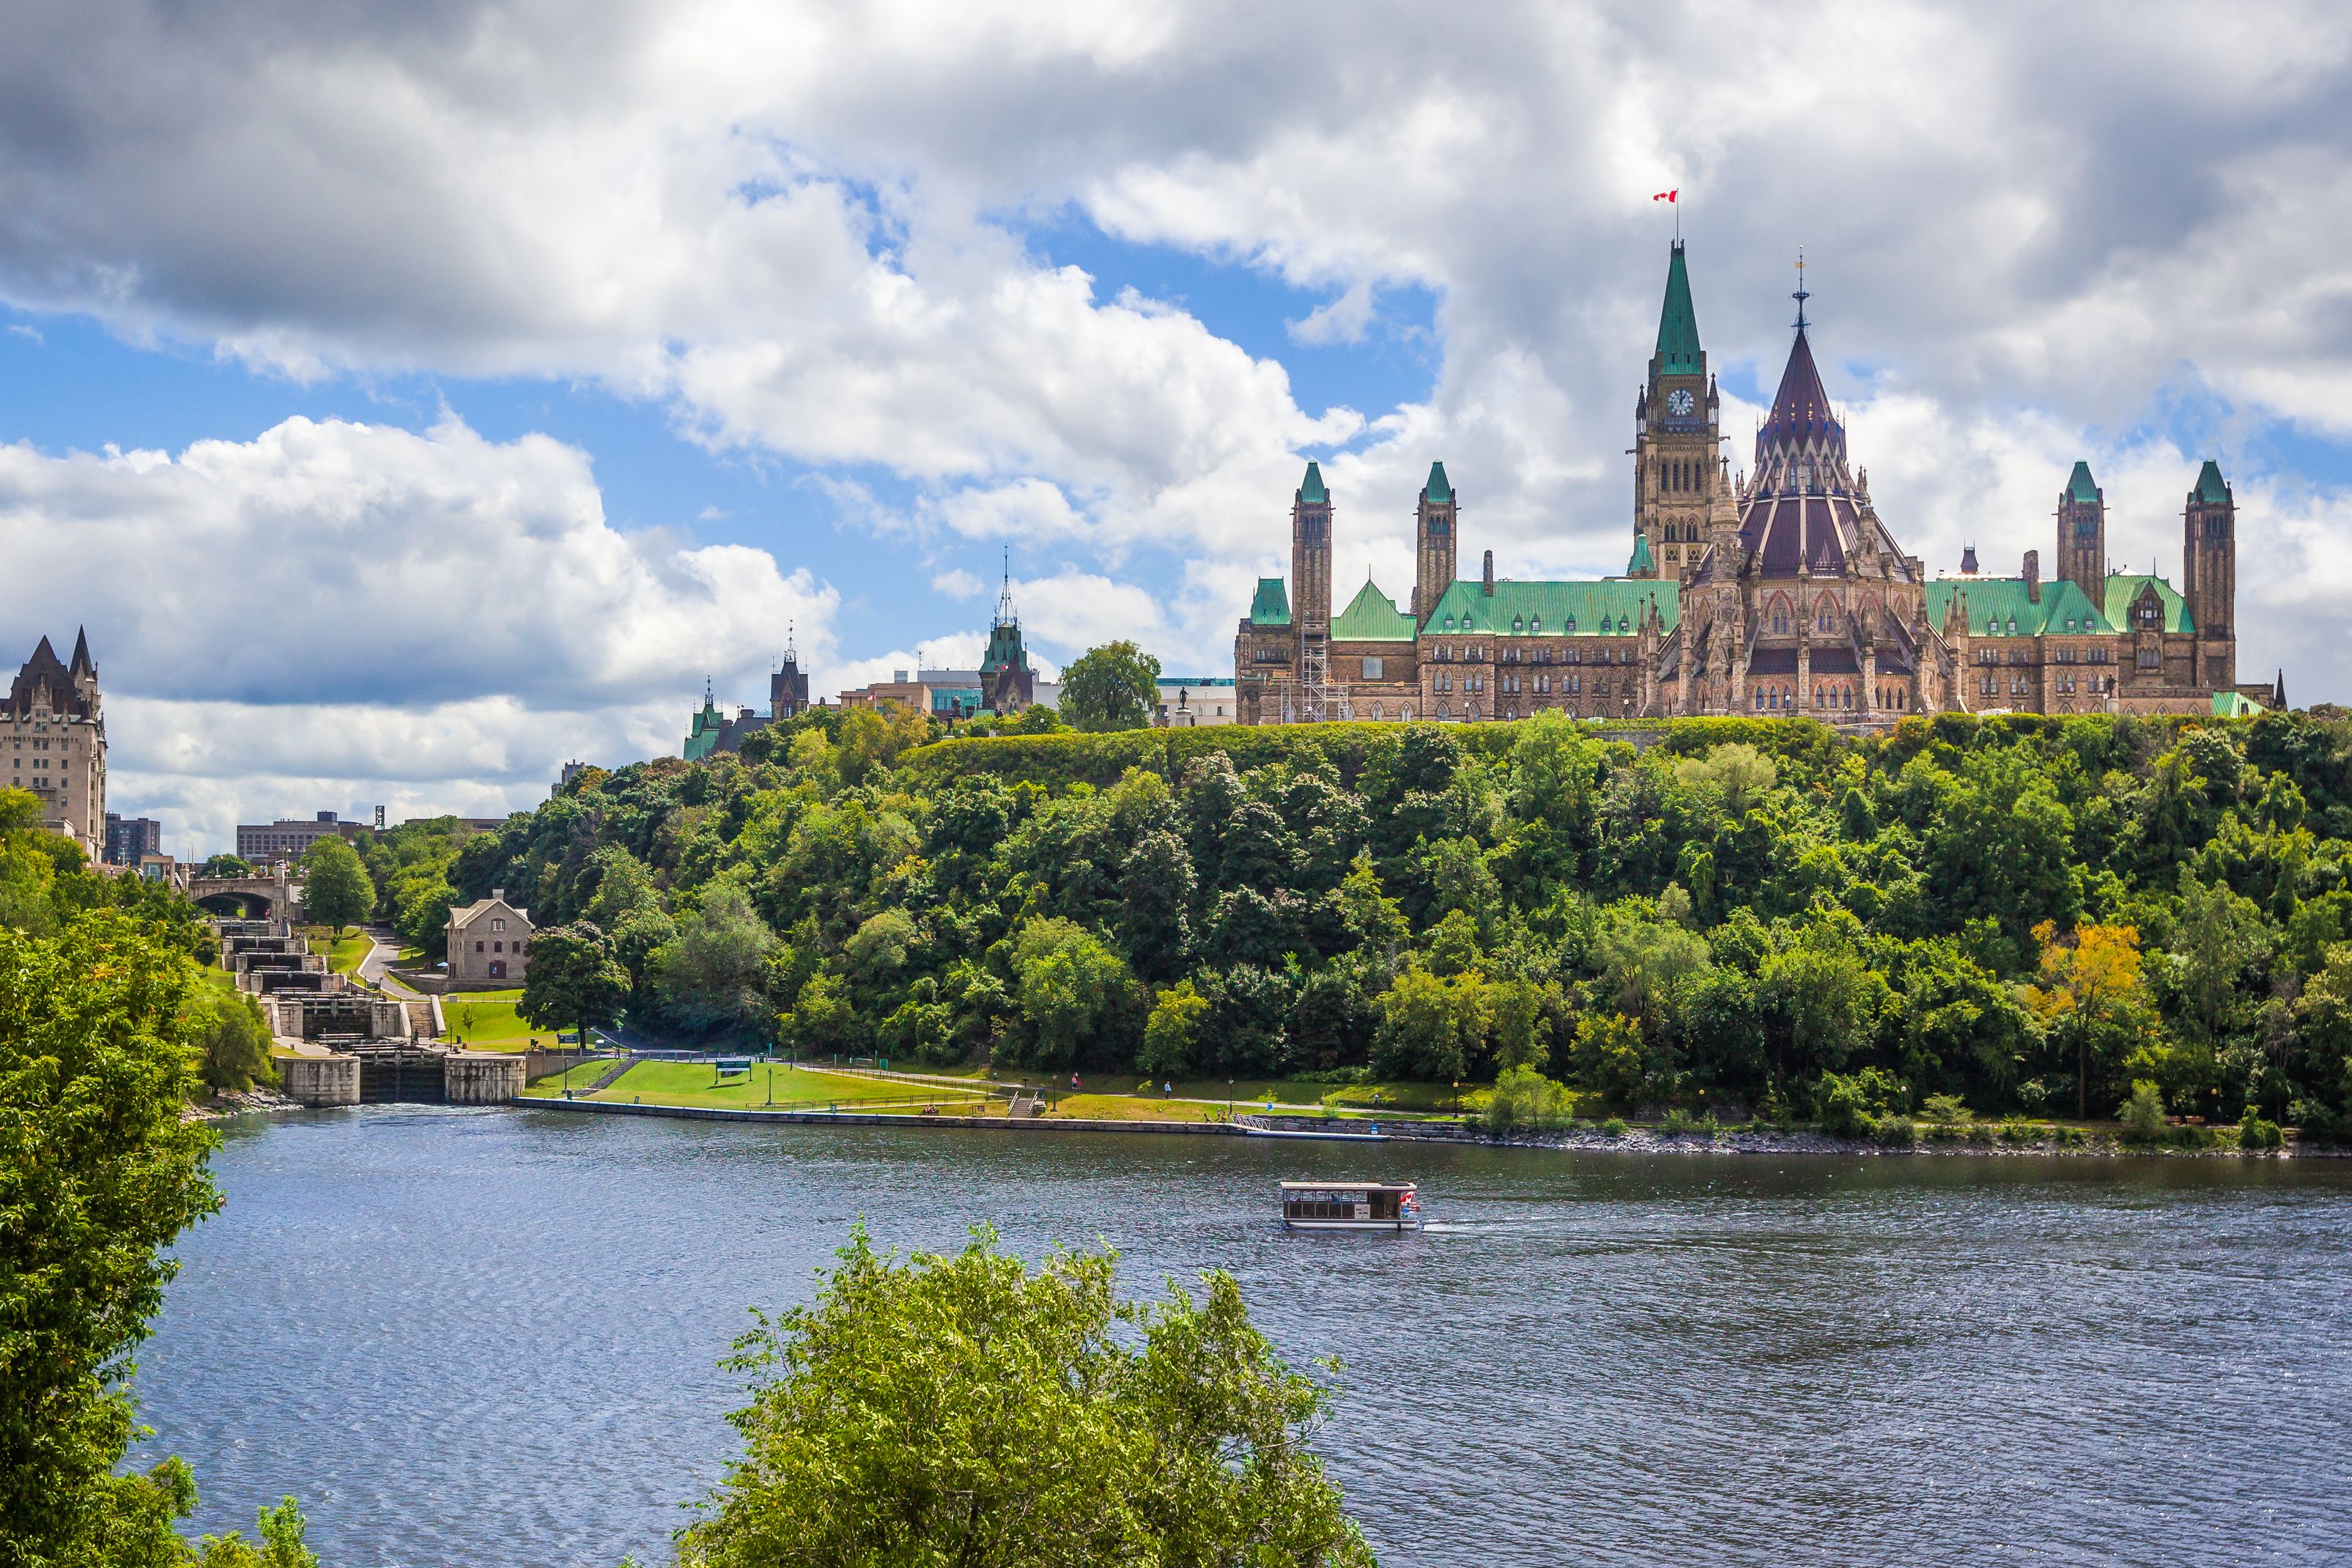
[681,1227,1372,1568]
[654,881,776,1035]
[296,837,372,931]
[0,911,222,1558]
[1484,1063,1577,1132]
[519,922,629,1047]
[194,988,275,1094]
[197,854,254,879]
[1057,640,1164,733]
[402,711,2352,1131]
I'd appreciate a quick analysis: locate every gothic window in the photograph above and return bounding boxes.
[1437,702,1449,720]
[1772,610,1789,634]
[1754,691,1766,711]
[1401,704,1413,720]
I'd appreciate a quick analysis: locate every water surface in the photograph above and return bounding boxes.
[136,1108,2352,1565]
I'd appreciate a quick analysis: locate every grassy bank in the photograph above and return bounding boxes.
[524,1059,994,1111]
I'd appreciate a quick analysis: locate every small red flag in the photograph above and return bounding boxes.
[1653,190,1677,203]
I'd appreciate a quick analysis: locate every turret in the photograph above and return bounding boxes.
[2183,459,2235,689]
[1413,462,1457,624]
[2057,461,2105,605]
[1291,460,1333,640]
[1632,240,1719,574]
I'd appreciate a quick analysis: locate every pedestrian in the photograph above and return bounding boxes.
[1070,1072,1081,1093]
[1163,1080,1172,1097]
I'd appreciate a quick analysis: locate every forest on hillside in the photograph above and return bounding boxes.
[363,709,2352,1136]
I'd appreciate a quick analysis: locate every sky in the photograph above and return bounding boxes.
[3,0,2350,856]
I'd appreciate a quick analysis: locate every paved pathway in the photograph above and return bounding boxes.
[356,927,426,999]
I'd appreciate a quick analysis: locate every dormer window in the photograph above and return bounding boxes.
[1529,616,1540,633]
[1512,615,1523,634]
[2006,618,2018,635]
[1565,616,1576,633]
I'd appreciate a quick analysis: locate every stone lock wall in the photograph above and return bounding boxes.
[280,1054,360,1107]
[443,1052,525,1105]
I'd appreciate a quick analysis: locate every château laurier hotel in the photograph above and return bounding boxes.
[1235,243,2284,727]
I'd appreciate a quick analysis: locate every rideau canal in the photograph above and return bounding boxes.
[137,1107,2352,1566]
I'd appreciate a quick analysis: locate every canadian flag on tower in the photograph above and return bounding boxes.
[1653,190,1677,203]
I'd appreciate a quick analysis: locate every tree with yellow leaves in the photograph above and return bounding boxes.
[2020,920,2148,1118]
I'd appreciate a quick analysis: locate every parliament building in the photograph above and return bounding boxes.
[1235,243,2283,726]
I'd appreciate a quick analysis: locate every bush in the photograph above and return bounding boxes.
[1659,1106,1698,1136]
[1600,1117,1629,1138]
[1920,1092,1970,1128]
[1871,1112,1916,1148]
[2116,1080,2169,1144]
[1813,1068,1907,1139]
[2238,1107,2284,1151]
[1484,1065,1576,1134]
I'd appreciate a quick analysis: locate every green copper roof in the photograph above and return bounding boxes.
[2214,690,2264,718]
[2103,573,2194,635]
[1249,577,1292,627]
[1331,580,1417,643]
[1626,533,1656,576]
[1423,578,1677,637]
[1927,577,2112,638]
[1654,240,1703,376]
[2066,461,2099,503]
[1422,462,1451,505]
[2194,459,2230,505]
[1299,461,1328,506]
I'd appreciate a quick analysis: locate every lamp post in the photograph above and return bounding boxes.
[1227,1078,1235,1121]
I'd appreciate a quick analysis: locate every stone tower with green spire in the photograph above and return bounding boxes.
[1631,238,1721,579]
[2183,459,2235,691]
[2057,460,2106,606]
[1290,460,1333,673]
[1412,461,1457,624]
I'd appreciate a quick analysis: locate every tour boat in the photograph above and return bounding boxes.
[1279,1180,1421,1232]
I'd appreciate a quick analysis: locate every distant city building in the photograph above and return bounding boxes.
[236,811,366,862]
[684,634,817,759]
[447,889,533,984]
[133,852,189,890]
[106,812,162,865]
[1155,677,1237,727]
[5,629,106,850]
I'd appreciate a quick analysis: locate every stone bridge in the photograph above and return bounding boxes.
[191,869,302,920]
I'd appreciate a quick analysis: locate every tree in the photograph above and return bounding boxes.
[1010,917,1134,1068]
[656,881,777,1033]
[2021,920,2148,1118]
[681,1226,1372,1568]
[519,921,629,1047]
[1057,640,1163,733]
[0,911,223,1557]
[1138,979,1208,1077]
[198,854,255,879]
[1370,964,1487,1081]
[196,988,275,1093]
[298,836,373,931]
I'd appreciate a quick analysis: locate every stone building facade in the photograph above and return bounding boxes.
[1237,243,2282,726]
[5,631,106,849]
[448,890,533,984]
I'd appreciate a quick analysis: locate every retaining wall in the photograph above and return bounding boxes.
[279,1054,359,1107]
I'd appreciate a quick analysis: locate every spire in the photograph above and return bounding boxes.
[2194,459,2230,505]
[1626,533,1657,577]
[1422,462,1451,504]
[69,627,92,676]
[1653,240,1703,376]
[994,544,1018,627]
[1791,247,1810,330]
[784,619,798,662]
[2066,461,2099,504]
[1298,461,1328,506]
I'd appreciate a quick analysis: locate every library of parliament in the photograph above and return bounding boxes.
[1234,242,2285,726]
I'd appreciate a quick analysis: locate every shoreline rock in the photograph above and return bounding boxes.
[182,1087,306,1123]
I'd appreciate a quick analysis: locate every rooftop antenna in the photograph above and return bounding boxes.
[1791,247,1810,332]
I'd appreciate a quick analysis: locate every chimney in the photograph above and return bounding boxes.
[492,887,504,901]
[2023,549,2041,603]
[1482,550,1495,596]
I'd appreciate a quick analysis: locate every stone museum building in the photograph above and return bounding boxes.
[448,889,533,984]
[1236,243,2285,725]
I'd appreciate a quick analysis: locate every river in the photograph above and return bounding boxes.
[133,1106,2352,1566]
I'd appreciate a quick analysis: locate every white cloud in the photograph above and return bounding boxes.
[0,0,2346,721]
[929,568,984,598]
[1288,281,1375,347]
[0,415,839,850]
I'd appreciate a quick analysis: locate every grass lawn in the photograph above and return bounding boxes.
[326,933,371,975]
[1037,1093,1228,1123]
[541,1059,999,1111]
[440,991,550,1051]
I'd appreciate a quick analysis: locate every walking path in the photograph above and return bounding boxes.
[356,928,426,999]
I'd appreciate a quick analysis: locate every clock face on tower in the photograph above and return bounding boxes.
[1667,388,1695,417]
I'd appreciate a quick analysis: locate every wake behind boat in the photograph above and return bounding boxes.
[1280,1180,1421,1232]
